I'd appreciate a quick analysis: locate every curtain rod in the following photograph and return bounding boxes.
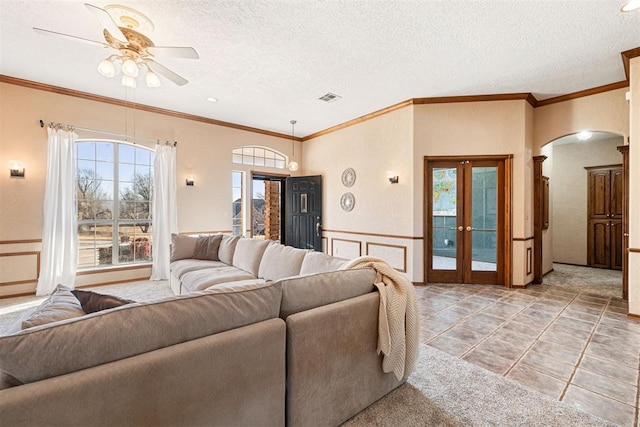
[38,119,177,147]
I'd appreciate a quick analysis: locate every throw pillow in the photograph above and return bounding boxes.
[71,290,135,314]
[170,233,197,262]
[18,284,86,330]
[193,234,223,261]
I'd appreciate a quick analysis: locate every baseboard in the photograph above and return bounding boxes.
[627,313,640,321]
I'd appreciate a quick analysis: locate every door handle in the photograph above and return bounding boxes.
[466,226,472,232]
[316,217,322,237]
[457,226,463,231]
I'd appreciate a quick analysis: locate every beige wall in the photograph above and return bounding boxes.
[304,99,534,284]
[533,88,629,150]
[545,137,623,266]
[1,78,635,298]
[303,106,417,279]
[414,100,531,285]
[0,82,301,296]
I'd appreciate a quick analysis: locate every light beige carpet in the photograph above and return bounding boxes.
[344,344,615,426]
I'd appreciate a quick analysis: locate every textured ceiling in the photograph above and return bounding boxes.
[0,1,638,137]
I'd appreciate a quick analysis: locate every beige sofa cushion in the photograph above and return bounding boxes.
[181,266,257,293]
[258,243,308,281]
[170,234,197,262]
[170,259,227,278]
[279,268,376,318]
[299,252,347,275]
[232,238,271,276]
[219,235,240,265]
[0,282,282,384]
[15,285,85,331]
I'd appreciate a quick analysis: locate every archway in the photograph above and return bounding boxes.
[537,131,626,299]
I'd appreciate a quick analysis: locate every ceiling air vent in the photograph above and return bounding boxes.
[318,92,342,103]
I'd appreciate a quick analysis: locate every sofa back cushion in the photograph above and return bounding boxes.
[0,282,282,385]
[232,238,271,276]
[170,234,197,262]
[279,268,376,318]
[258,243,308,281]
[219,235,240,265]
[299,252,347,275]
[193,234,223,261]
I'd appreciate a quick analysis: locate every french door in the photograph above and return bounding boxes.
[425,157,506,285]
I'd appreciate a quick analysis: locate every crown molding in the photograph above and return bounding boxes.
[413,93,537,107]
[2,40,637,143]
[0,75,299,141]
[302,99,414,141]
[622,47,640,82]
[535,81,629,107]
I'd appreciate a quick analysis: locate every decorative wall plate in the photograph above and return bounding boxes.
[341,167,356,187]
[340,192,355,212]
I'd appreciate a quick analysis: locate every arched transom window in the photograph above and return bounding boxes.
[232,146,286,169]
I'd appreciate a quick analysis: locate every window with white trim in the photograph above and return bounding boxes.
[76,140,154,268]
[232,171,244,236]
[232,146,286,169]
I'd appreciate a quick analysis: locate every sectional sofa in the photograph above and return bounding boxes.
[0,235,416,426]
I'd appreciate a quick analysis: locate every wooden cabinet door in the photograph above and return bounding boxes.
[611,168,623,219]
[588,219,610,269]
[587,166,623,270]
[588,170,610,219]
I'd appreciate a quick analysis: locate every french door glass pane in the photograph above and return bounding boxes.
[471,166,497,271]
[432,167,457,270]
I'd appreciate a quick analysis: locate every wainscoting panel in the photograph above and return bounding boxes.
[0,251,40,286]
[366,242,407,272]
[331,238,362,259]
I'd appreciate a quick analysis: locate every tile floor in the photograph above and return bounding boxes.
[417,271,639,426]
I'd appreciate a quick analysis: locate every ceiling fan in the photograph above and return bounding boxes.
[34,3,199,88]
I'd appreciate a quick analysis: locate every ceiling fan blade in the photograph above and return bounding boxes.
[84,3,127,43]
[147,60,188,86]
[147,46,199,59]
[33,27,109,48]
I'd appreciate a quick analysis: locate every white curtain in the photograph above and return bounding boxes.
[150,143,178,280]
[36,127,78,296]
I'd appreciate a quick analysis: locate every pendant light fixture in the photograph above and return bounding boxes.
[288,120,299,172]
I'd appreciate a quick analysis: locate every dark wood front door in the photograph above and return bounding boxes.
[587,165,622,270]
[425,157,506,285]
[285,175,323,251]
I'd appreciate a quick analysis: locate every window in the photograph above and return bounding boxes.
[232,146,286,169]
[76,140,154,269]
[232,171,244,236]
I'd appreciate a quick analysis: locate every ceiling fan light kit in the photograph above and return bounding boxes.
[621,0,640,12]
[35,3,198,89]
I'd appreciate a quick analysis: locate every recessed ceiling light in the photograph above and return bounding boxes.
[576,131,593,141]
[621,0,640,12]
[206,97,218,103]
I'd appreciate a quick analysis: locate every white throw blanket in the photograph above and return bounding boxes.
[339,256,420,380]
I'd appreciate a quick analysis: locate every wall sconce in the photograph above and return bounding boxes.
[185,176,194,186]
[9,161,25,178]
[386,171,399,184]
